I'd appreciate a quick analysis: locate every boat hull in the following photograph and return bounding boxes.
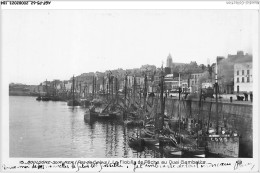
[41,96,51,101]
[86,110,118,121]
[124,120,144,127]
[36,96,41,101]
[205,135,239,158]
[143,138,159,146]
[67,100,80,106]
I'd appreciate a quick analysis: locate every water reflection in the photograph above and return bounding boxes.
[10,96,171,158]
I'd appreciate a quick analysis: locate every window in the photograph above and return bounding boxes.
[237,70,239,75]
[242,70,244,75]
[247,70,250,75]
[237,77,239,83]
[247,77,250,82]
[242,77,244,83]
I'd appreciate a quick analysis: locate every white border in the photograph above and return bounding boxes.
[0,1,259,10]
[0,1,259,172]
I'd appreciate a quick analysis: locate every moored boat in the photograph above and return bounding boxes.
[42,96,51,101]
[36,96,41,101]
[67,75,80,106]
[67,99,81,106]
[205,134,239,158]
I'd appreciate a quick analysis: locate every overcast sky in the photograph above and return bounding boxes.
[2,10,258,85]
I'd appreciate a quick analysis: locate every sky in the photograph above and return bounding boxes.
[2,10,258,85]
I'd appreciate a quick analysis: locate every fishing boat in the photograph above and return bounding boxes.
[41,96,51,101]
[204,61,239,158]
[128,129,145,148]
[140,66,166,147]
[67,75,80,106]
[84,99,117,121]
[41,79,51,101]
[36,96,41,101]
[80,99,91,108]
[160,73,206,158]
[50,96,60,101]
[124,119,144,127]
[204,134,239,158]
[163,145,183,157]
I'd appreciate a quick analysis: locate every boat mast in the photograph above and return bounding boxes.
[115,76,118,103]
[108,72,111,100]
[84,82,87,99]
[107,74,109,100]
[143,73,147,113]
[45,79,48,96]
[94,75,96,98]
[72,76,75,101]
[133,75,136,103]
[160,65,164,130]
[111,75,114,99]
[92,76,95,99]
[103,76,105,96]
[124,73,128,105]
[215,58,219,135]
[79,82,81,99]
[178,73,182,147]
[178,73,181,100]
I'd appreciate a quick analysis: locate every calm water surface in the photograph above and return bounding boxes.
[10,96,164,158]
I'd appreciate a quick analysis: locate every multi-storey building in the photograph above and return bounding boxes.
[190,72,204,92]
[234,62,252,93]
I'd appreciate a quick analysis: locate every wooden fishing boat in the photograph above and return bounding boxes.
[163,145,183,157]
[67,75,80,106]
[128,130,145,151]
[204,61,240,158]
[41,79,51,101]
[41,96,51,101]
[124,119,144,127]
[205,134,239,158]
[36,96,41,101]
[67,100,80,106]
[85,99,117,121]
[80,99,91,108]
[143,137,159,146]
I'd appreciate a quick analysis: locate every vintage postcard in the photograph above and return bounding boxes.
[0,0,259,172]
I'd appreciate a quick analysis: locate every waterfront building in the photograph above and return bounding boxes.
[127,75,134,88]
[190,72,204,93]
[41,80,51,87]
[202,81,213,89]
[64,81,72,91]
[181,79,189,92]
[164,74,174,91]
[217,51,252,94]
[234,62,252,93]
[172,76,182,90]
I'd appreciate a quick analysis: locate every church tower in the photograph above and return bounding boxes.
[166,53,173,68]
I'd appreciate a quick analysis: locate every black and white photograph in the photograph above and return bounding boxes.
[0,0,259,172]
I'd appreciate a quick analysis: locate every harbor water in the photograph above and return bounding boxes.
[9,96,166,158]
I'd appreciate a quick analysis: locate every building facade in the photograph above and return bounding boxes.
[190,72,204,92]
[234,62,252,93]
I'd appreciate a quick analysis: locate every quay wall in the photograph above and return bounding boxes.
[153,97,253,158]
